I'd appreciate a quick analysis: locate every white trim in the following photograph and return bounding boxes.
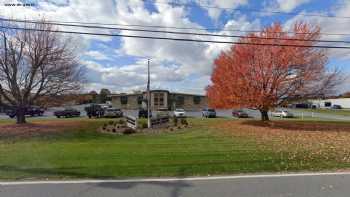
[1,172,350,185]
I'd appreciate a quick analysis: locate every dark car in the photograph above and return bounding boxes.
[331,105,342,109]
[138,108,152,118]
[6,106,45,118]
[202,108,216,118]
[85,104,105,118]
[232,109,249,118]
[54,108,81,118]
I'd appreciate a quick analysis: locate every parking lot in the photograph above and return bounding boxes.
[2,105,350,121]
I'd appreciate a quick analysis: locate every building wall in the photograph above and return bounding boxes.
[111,94,142,110]
[170,93,207,111]
[111,91,207,111]
[310,98,350,108]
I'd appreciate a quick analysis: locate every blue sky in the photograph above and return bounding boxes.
[1,0,350,94]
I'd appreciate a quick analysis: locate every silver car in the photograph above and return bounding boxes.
[271,110,293,118]
[104,108,123,118]
[202,108,216,118]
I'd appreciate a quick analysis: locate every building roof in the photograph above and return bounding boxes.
[108,90,205,97]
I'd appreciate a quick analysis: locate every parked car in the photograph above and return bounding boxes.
[173,108,186,117]
[85,104,105,118]
[104,108,123,118]
[202,108,216,118]
[138,108,152,118]
[232,109,249,118]
[331,105,342,109]
[156,107,170,117]
[6,106,45,118]
[54,108,81,118]
[271,110,294,118]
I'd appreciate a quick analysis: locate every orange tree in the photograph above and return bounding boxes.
[207,22,340,121]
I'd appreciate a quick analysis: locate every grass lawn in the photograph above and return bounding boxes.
[294,108,350,117]
[0,118,350,180]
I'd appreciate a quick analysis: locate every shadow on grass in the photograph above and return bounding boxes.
[241,120,350,132]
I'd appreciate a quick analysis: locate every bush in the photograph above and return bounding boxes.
[118,119,126,125]
[123,128,136,135]
[102,123,107,130]
[173,117,178,126]
[141,122,148,129]
[181,118,188,126]
[138,118,148,129]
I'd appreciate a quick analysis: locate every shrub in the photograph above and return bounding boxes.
[173,117,178,126]
[138,118,148,129]
[118,119,126,125]
[141,122,148,129]
[181,118,188,126]
[123,128,136,135]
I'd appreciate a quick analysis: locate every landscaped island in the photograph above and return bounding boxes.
[0,118,349,180]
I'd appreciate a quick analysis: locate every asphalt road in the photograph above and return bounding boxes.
[1,106,350,121]
[1,173,350,197]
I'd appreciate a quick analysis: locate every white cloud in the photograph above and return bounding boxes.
[277,0,311,12]
[193,0,247,21]
[264,0,311,12]
[0,0,261,94]
[84,50,110,60]
[283,1,350,60]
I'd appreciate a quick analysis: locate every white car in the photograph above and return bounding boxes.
[271,110,294,118]
[173,108,186,117]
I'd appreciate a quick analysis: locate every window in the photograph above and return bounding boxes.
[137,96,143,105]
[154,93,164,107]
[176,96,184,106]
[193,96,201,104]
[325,102,331,107]
[120,96,128,105]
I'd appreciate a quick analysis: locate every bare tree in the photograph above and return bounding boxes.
[0,19,83,123]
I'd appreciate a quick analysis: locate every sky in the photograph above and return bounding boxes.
[1,0,350,95]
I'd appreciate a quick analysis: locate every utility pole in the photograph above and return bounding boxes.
[147,59,151,128]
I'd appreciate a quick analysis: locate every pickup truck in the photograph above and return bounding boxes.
[6,106,45,118]
[54,108,81,118]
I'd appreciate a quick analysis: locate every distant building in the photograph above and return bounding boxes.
[110,90,208,111]
[310,98,350,109]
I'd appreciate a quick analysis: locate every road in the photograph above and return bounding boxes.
[1,172,350,197]
[1,105,350,121]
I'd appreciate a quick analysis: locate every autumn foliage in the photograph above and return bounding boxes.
[207,22,340,120]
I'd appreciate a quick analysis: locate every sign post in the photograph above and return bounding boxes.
[147,59,151,128]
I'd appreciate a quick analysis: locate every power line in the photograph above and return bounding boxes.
[2,18,350,44]
[2,25,350,49]
[1,17,350,37]
[145,0,350,19]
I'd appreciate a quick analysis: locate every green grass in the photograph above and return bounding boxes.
[294,108,350,116]
[0,118,349,180]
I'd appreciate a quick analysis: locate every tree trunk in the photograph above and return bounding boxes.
[260,110,269,121]
[16,107,26,124]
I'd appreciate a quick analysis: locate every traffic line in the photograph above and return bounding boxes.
[1,172,350,185]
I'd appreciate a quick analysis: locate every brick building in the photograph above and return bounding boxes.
[110,90,208,111]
